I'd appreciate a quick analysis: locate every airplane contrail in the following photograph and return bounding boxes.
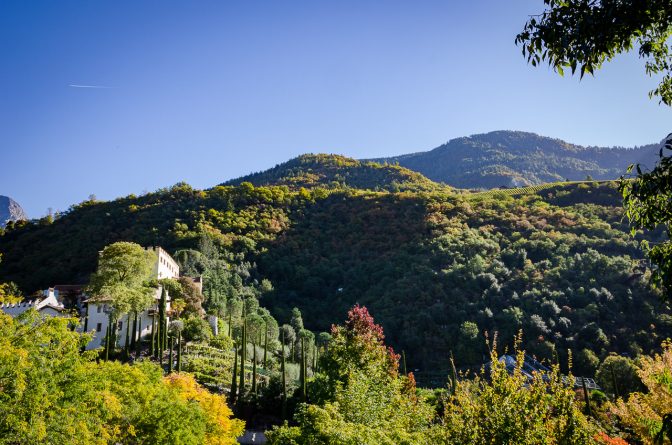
[68,84,112,89]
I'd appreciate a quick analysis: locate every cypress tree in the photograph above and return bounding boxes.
[135,312,142,355]
[104,321,110,362]
[299,337,304,388]
[263,322,268,370]
[162,319,167,354]
[231,345,238,403]
[252,341,257,394]
[108,313,118,358]
[177,330,182,372]
[131,312,138,351]
[169,334,174,373]
[124,315,131,357]
[239,305,247,395]
[158,287,167,356]
[300,336,307,401]
[449,351,458,396]
[151,313,156,358]
[582,377,593,417]
[281,331,287,418]
[312,344,316,372]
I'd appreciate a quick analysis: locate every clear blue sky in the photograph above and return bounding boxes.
[1,0,670,217]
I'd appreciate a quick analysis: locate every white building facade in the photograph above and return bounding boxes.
[83,246,180,350]
[84,286,172,350]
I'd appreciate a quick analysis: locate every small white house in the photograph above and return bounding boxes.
[0,288,67,318]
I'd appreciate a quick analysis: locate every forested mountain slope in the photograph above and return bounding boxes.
[0,181,669,376]
[224,153,445,192]
[371,131,659,189]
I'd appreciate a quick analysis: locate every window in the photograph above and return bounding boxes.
[118,321,123,330]
[96,323,102,332]
[97,305,102,313]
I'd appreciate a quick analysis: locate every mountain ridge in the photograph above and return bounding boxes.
[223,153,446,192]
[369,130,659,189]
[223,131,660,191]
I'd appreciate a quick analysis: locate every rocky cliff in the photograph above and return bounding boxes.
[0,196,28,228]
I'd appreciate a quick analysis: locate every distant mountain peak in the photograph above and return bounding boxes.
[0,196,27,228]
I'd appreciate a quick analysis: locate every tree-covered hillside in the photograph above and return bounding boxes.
[224,153,445,192]
[0,180,669,379]
[372,131,659,189]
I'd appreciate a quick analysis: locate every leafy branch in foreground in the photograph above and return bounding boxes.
[516,0,672,105]
[620,134,672,292]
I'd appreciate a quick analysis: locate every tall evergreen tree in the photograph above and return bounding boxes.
[300,336,307,401]
[280,330,287,418]
[231,345,238,403]
[177,330,182,372]
[168,335,174,373]
[252,341,257,394]
[263,321,268,370]
[158,286,167,356]
[238,305,247,396]
[151,313,156,357]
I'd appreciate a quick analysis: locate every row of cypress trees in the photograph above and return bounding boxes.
[229,308,321,412]
[103,285,185,374]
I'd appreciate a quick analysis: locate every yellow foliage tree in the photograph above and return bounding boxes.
[611,341,672,444]
[164,373,245,445]
[431,338,597,445]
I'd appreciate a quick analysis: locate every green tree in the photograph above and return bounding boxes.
[596,354,644,397]
[87,242,156,354]
[431,340,596,444]
[267,305,433,445]
[182,315,213,343]
[574,348,601,376]
[0,310,244,445]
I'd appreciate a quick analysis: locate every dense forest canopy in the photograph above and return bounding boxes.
[1,171,669,379]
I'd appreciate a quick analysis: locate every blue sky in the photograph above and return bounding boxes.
[1,0,670,217]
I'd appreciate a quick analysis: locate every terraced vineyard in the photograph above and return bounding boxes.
[465,180,614,199]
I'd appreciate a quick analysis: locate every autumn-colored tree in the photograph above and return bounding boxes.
[267,305,432,445]
[430,338,596,444]
[164,373,245,445]
[0,310,245,445]
[320,304,399,393]
[611,340,672,445]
